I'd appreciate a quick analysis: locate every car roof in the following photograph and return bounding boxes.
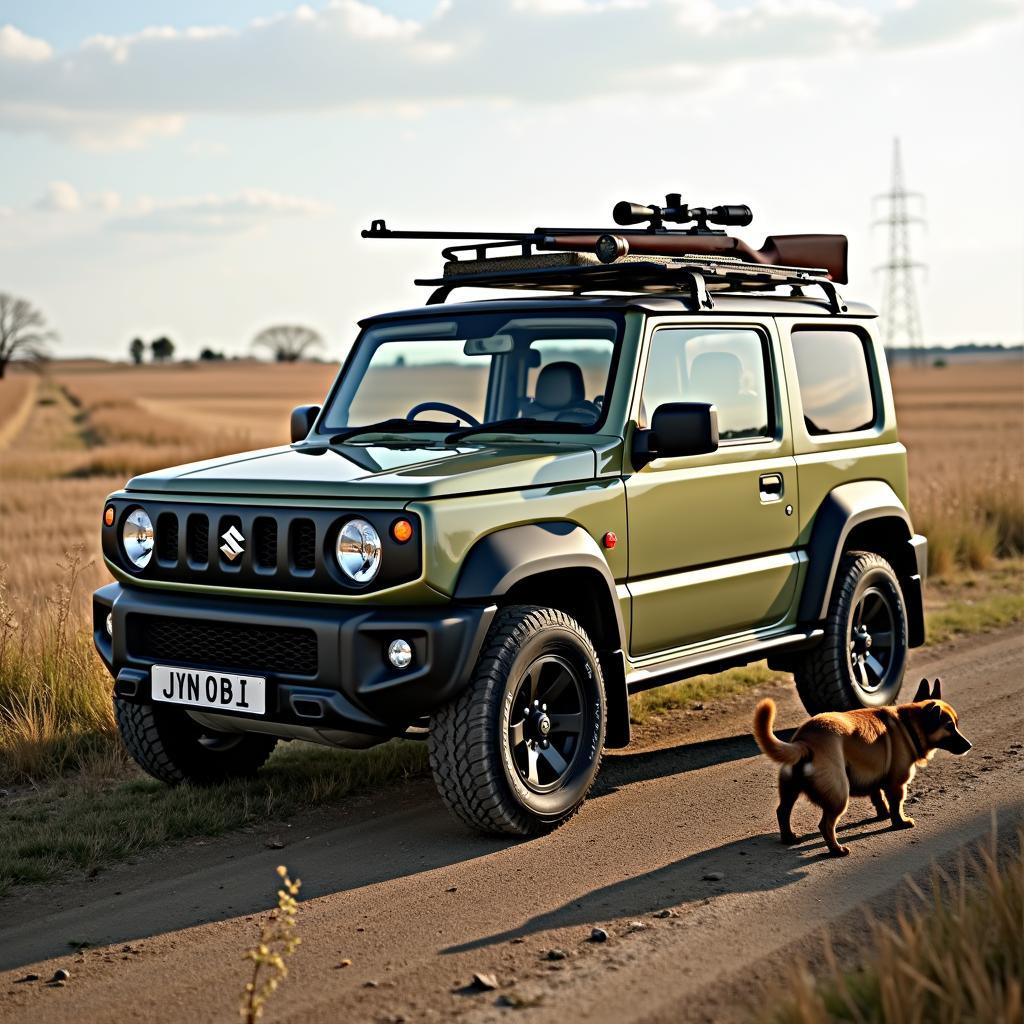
[360,292,877,325]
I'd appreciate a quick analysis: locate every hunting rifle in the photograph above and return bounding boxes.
[362,194,849,283]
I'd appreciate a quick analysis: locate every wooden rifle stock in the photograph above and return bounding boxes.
[538,233,848,284]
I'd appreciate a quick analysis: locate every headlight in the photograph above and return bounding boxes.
[122,507,154,569]
[335,519,381,584]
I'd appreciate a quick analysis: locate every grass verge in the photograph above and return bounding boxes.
[0,740,427,896]
[769,830,1023,1024]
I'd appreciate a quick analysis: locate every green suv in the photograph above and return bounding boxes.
[93,201,927,835]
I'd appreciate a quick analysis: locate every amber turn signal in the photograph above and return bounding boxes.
[391,518,414,544]
[104,506,115,527]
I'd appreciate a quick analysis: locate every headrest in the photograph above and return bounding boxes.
[535,361,585,409]
[690,351,743,397]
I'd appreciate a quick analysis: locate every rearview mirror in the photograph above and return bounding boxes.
[290,404,320,444]
[632,402,718,467]
[463,334,514,356]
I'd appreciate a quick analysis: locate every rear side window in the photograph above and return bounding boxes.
[791,329,876,435]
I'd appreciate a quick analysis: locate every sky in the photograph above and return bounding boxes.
[0,0,1021,360]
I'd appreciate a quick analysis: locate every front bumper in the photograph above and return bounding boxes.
[93,583,495,741]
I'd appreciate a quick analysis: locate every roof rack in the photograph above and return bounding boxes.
[361,196,849,314]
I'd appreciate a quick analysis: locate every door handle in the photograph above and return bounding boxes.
[759,473,784,501]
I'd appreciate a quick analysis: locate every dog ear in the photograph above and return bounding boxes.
[931,678,942,699]
[913,679,930,702]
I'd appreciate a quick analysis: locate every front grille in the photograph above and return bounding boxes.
[156,513,178,562]
[103,501,420,594]
[253,517,277,569]
[131,615,318,675]
[187,513,209,565]
[290,518,317,571]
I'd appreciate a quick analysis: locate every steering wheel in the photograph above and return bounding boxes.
[407,401,480,427]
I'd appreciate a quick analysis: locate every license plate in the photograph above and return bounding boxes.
[151,665,266,715]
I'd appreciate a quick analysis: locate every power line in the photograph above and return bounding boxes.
[874,138,927,363]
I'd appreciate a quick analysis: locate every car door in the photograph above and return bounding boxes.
[624,319,802,658]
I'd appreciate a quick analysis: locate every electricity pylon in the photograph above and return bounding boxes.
[874,138,927,363]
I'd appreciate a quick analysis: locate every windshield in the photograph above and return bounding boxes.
[319,312,623,438]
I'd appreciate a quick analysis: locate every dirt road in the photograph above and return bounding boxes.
[2,628,1021,1023]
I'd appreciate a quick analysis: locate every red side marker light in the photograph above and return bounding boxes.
[602,531,617,550]
[391,518,414,544]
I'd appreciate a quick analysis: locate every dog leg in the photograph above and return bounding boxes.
[777,772,800,845]
[819,803,850,857]
[885,783,915,830]
[869,789,889,821]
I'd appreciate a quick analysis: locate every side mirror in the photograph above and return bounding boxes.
[290,404,320,444]
[632,402,718,467]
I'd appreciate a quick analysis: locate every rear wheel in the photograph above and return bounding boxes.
[794,551,908,714]
[429,605,606,836]
[115,698,277,785]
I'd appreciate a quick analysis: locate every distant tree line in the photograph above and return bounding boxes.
[124,324,325,365]
[129,336,176,364]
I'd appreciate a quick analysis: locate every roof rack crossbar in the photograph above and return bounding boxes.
[413,258,843,312]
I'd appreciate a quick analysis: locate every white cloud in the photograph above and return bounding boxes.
[0,0,1019,147]
[0,24,51,62]
[34,181,81,212]
[113,188,331,234]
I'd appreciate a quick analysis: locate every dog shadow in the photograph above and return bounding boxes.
[442,811,894,956]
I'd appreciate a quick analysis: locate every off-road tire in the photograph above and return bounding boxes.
[115,698,277,785]
[429,605,606,836]
[793,550,909,714]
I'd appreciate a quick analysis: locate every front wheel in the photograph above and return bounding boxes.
[429,605,606,836]
[793,551,909,714]
[115,698,278,785]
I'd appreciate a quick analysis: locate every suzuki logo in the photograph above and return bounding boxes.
[220,525,245,562]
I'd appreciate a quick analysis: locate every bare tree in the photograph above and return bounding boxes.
[0,293,57,379]
[252,325,324,363]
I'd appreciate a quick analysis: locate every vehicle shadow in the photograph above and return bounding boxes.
[0,728,785,970]
[594,728,785,797]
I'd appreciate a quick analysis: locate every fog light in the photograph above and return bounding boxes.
[387,638,413,670]
[105,612,113,638]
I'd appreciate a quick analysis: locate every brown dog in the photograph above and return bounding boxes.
[752,679,972,857]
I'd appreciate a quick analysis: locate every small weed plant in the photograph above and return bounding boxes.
[241,865,302,1023]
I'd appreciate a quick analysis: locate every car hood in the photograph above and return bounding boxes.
[124,440,605,501]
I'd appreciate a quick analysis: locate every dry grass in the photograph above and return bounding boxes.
[893,359,1024,575]
[771,829,1023,1024]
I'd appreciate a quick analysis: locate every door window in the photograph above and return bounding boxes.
[641,328,771,440]
[790,328,876,435]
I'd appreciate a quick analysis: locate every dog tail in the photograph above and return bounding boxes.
[752,699,809,765]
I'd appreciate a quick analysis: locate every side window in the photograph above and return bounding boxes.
[791,329,876,435]
[641,328,771,441]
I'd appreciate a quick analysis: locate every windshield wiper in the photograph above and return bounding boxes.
[446,417,583,443]
[329,418,459,445]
